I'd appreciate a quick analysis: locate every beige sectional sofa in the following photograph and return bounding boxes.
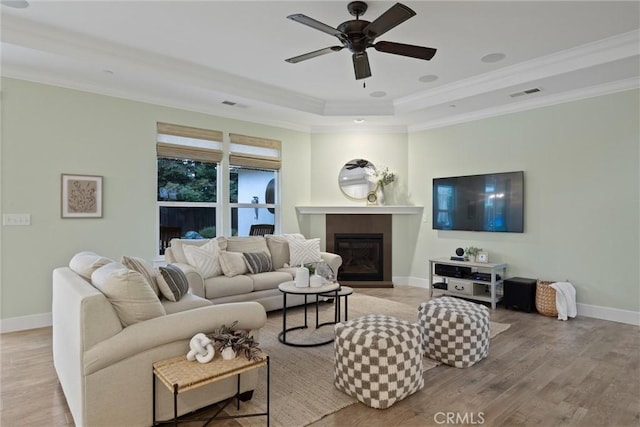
[165,235,343,311]
[52,252,267,427]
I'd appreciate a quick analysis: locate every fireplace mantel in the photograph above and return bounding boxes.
[296,205,423,215]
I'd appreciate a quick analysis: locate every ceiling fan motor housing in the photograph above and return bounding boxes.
[338,20,371,53]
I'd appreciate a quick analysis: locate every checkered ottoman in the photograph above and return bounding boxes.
[417,297,490,368]
[334,314,424,409]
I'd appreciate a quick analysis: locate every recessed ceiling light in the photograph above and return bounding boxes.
[1,0,29,8]
[353,118,365,124]
[449,104,457,108]
[481,53,506,63]
[369,91,386,98]
[418,74,439,83]
[103,69,114,75]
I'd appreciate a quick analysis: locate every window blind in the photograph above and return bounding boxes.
[229,133,281,170]
[156,122,223,163]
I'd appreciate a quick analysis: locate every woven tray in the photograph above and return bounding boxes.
[535,280,558,317]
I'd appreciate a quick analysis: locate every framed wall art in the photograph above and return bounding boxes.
[61,174,103,218]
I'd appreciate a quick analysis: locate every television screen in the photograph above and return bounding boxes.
[432,171,524,232]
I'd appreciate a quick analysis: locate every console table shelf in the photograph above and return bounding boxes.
[428,257,507,309]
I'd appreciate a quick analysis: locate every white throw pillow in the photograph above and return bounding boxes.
[91,262,166,327]
[69,251,113,281]
[218,251,249,277]
[183,239,222,279]
[288,238,322,266]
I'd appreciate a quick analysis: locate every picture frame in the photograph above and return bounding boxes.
[477,252,489,263]
[61,174,103,218]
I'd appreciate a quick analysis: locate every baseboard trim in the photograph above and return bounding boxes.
[2,284,638,332]
[396,276,640,326]
[1,312,52,334]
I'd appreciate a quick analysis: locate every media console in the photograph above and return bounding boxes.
[428,257,507,309]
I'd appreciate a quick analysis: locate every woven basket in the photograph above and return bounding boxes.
[535,280,558,317]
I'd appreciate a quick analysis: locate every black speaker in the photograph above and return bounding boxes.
[455,247,464,256]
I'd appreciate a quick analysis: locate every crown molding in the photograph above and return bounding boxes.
[396,29,640,114]
[409,77,640,132]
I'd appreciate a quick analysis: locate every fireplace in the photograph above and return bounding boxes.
[335,234,383,281]
[326,214,392,287]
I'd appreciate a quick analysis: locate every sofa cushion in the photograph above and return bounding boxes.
[204,275,254,300]
[183,239,222,279]
[91,262,166,327]
[250,271,294,292]
[219,251,249,277]
[121,255,160,295]
[288,238,323,266]
[69,251,113,281]
[157,264,190,302]
[243,252,273,274]
[225,236,269,255]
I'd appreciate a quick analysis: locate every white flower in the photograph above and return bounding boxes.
[367,166,396,187]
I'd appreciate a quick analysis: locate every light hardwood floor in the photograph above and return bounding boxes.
[1,287,638,426]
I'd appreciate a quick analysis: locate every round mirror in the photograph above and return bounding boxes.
[338,159,375,200]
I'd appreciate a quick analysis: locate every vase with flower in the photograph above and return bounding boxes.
[367,166,396,205]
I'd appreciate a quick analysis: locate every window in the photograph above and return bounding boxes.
[157,123,222,255]
[229,133,280,236]
[156,125,281,254]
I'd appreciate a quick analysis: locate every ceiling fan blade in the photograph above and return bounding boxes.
[374,41,437,60]
[285,46,344,64]
[353,52,372,80]
[363,3,416,39]
[287,14,347,40]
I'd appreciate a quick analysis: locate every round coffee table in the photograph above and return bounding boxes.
[277,281,339,347]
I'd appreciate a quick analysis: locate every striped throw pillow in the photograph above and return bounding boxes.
[157,264,190,302]
[243,252,273,274]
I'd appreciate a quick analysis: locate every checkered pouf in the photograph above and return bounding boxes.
[334,314,424,409]
[418,297,490,368]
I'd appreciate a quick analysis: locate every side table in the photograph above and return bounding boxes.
[153,352,269,426]
[320,286,354,322]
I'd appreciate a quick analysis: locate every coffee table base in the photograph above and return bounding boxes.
[278,286,339,347]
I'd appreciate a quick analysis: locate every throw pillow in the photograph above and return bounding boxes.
[265,235,289,269]
[69,251,113,281]
[243,252,273,274]
[288,238,323,266]
[121,255,160,295]
[91,262,166,327]
[157,264,190,302]
[218,251,249,277]
[182,239,222,279]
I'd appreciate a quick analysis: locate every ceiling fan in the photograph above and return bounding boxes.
[285,1,437,80]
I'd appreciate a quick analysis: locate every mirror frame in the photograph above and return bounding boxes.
[338,159,376,200]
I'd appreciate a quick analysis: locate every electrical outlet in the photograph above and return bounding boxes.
[422,213,429,223]
[3,213,31,226]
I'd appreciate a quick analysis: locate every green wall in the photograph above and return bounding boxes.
[0,78,310,321]
[1,77,638,325]
[408,90,639,311]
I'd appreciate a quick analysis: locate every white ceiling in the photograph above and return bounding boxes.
[1,1,639,132]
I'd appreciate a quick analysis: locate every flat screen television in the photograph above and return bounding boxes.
[432,171,524,233]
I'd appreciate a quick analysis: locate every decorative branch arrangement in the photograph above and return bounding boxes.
[208,321,262,361]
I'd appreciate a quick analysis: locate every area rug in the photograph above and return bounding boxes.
[224,293,510,427]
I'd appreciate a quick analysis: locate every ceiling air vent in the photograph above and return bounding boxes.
[509,87,541,98]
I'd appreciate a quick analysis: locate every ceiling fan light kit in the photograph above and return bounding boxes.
[286,1,437,80]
